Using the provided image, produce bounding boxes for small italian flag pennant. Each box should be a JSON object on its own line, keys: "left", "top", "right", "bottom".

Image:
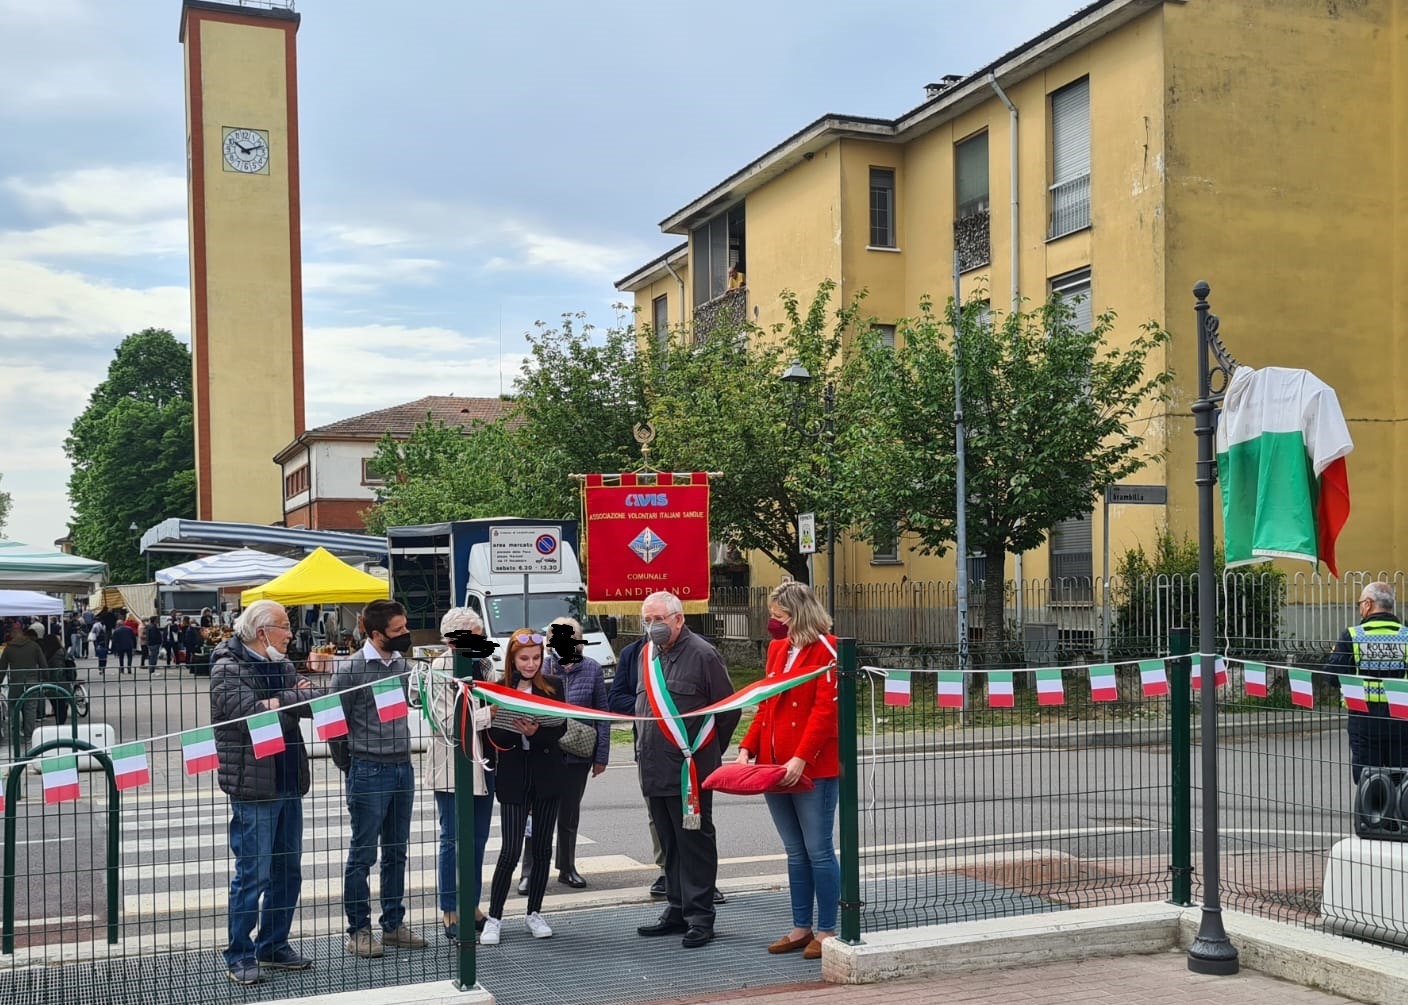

{"left": 1243, "top": 662, "right": 1268, "bottom": 698}
{"left": 884, "top": 671, "right": 912, "bottom": 706}
{"left": 1289, "top": 669, "right": 1314, "bottom": 708}
{"left": 936, "top": 671, "right": 965, "bottom": 709}
{"left": 111, "top": 742, "right": 150, "bottom": 791}
{"left": 1382, "top": 679, "right": 1408, "bottom": 719}
{"left": 42, "top": 755, "right": 81, "bottom": 805}
{"left": 181, "top": 727, "right": 218, "bottom": 775}
{"left": 248, "top": 711, "right": 286, "bottom": 759}
{"left": 1035, "top": 668, "right": 1064, "bottom": 706}
{"left": 1139, "top": 659, "right": 1169, "bottom": 697}
{"left": 1088, "top": 664, "right": 1118, "bottom": 702}
{"left": 311, "top": 694, "right": 349, "bottom": 740}
{"left": 987, "top": 671, "right": 1015, "bottom": 708}
{"left": 1192, "top": 657, "right": 1229, "bottom": 690}
{"left": 1339, "top": 675, "right": 1369, "bottom": 713}
{"left": 373, "top": 678, "right": 409, "bottom": 722}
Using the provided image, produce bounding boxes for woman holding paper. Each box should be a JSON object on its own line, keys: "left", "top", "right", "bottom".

{"left": 480, "top": 629, "right": 567, "bottom": 946}
{"left": 735, "top": 581, "right": 839, "bottom": 961}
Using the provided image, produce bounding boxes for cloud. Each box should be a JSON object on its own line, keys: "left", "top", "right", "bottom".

{"left": 0, "top": 218, "right": 189, "bottom": 260}
{"left": 302, "top": 257, "right": 444, "bottom": 295}
{"left": 5, "top": 165, "right": 187, "bottom": 221}
{"left": 0, "top": 260, "right": 189, "bottom": 341}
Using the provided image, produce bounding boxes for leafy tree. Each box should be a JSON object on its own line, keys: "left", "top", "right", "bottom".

{"left": 838, "top": 293, "right": 1173, "bottom": 650}
{"left": 0, "top": 473, "right": 10, "bottom": 537}
{"left": 650, "top": 282, "right": 861, "bottom": 582}
{"left": 65, "top": 328, "right": 196, "bottom": 582}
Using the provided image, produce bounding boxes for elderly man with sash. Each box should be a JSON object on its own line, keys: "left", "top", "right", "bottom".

{"left": 1325, "top": 580, "right": 1408, "bottom": 782}
{"left": 634, "top": 591, "right": 739, "bottom": 949}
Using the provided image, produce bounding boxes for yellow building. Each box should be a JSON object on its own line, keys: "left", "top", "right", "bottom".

{"left": 618, "top": 0, "right": 1408, "bottom": 594}
{"left": 180, "top": 0, "right": 305, "bottom": 525}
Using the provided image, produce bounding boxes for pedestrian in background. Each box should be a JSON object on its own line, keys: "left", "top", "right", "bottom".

{"left": 0, "top": 622, "right": 46, "bottom": 753}
{"left": 110, "top": 619, "right": 136, "bottom": 674}
{"left": 143, "top": 615, "right": 164, "bottom": 675}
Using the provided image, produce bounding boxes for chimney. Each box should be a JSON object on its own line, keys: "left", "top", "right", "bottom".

{"left": 924, "top": 73, "right": 966, "bottom": 100}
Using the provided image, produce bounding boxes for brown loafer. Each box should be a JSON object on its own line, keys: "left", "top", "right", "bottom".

{"left": 767, "top": 932, "right": 813, "bottom": 954}
{"left": 803, "top": 936, "right": 825, "bottom": 960}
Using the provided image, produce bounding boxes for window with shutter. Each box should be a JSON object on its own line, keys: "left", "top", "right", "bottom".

{"left": 652, "top": 295, "right": 669, "bottom": 348}
{"left": 1050, "top": 514, "right": 1093, "bottom": 601}
{"left": 869, "top": 168, "right": 896, "bottom": 248}
{"left": 692, "top": 205, "right": 746, "bottom": 306}
{"left": 955, "top": 132, "right": 991, "bottom": 271}
{"left": 1048, "top": 78, "right": 1091, "bottom": 238}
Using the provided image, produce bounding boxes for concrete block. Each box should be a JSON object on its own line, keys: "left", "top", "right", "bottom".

{"left": 254, "top": 980, "right": 494, "bottom": 1005}
{"left": 1321, "top": 837, "right": 1408, "bottom": 946}
{"left": 26, "top": 723, "right": 117, "bottom": 771}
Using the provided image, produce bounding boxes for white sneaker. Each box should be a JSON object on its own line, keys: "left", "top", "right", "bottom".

{"left": 524, "top": 912, "right": 553, "bottom": 939}
{"left": 480, "top": 918, "right": 501, "bottom": 946}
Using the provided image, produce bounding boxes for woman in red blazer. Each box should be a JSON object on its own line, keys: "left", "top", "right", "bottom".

{"left": 736, "top": 581, "right": 839, "bottom": 960}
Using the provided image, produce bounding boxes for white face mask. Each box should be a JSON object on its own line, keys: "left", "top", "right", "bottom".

{"left": 260, "top": 630, "right": 284, "bottom": 661}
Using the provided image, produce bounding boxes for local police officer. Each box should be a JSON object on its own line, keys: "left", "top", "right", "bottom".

{"left": 1324, "top": 581, "right": 1408, "bottom": 782}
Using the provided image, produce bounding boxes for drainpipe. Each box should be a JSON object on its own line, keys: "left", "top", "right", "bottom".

{"left": 662, "top": 257, "right": 686, "bottom": 335}
{"left": 987, "top": 70, "right": 1024, "bottom": 626}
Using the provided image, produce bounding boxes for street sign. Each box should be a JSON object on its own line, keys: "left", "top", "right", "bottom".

{"left": 798, "top": 512, "right": 817, "bottom": 555}
{"left": 1104, "top": 484, "right": 1167, "bottom": 506}
{"left": 490, "top": 525, "right": 562, "bottom": 575}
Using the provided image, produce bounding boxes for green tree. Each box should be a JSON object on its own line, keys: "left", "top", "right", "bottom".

{"left": 65, "top": 328, "right": 196, "bottom": 582}
{"left": 0, "top": 473, "right": 10, "bottom": 537}
{"left": 838, "top": 293, "right": 1173, "bottom": 648}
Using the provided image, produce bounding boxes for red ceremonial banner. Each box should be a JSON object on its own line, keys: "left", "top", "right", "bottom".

{"left": 584, "top": 472, "right": 711, "bottom": 613}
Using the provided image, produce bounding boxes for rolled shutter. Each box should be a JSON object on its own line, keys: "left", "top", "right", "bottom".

{"left": 1051, "top": 79, "right": 1090, "bottom": 184}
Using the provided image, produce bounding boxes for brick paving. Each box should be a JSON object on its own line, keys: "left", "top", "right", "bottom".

{"left": 646, "top": 951, "right": 1365, "bottom": 1004}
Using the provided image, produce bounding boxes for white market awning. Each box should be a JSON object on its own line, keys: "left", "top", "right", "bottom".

{"left": 0, "top": 541, "right": 108, "bottom": 592}
{"left": 139, "top": 518, "right": 387, "bottom": 559}
{"left": 156, "top": 548, "right": 298, "bottom": 588}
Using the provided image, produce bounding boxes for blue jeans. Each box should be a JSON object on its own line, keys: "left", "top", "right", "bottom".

{"left": 434, "top": 772, "right": 495, "bottom": 914}
{"left": 225, "top": 794, "right": 304, "bottom": 967}
{"left": 764, "top": 776, "right": 840, "bottom": 932}
{"left": 344, "top": 759, "right": 414, "bottom": 934}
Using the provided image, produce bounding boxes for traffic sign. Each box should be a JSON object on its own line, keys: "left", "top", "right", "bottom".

{"left": 490, "top": 525, "right": 562, "bottom": 574}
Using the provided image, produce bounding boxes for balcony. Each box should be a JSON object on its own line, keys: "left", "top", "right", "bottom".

{"left": 955, "top": 208, "right": 991, "bottom": 273}
{"left": 693, "top": 285, "right": 747, "bottom": 341}
{"left": 1048, "top": 174, "right": 1091, "bottom": 239}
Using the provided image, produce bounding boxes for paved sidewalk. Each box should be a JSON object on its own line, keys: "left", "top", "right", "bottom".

{"left": 646, "top": 951, "right": 1364, "bottom": 1004}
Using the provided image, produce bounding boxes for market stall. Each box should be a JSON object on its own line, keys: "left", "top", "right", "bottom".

{"left": 156, "top": 548, "right": 297, "bottom": 587}
{"left": 0, "top": 542, "right": 106, "bottom": 593}
{"left": 0, "top": 590, "right": 63, "bottom": 618}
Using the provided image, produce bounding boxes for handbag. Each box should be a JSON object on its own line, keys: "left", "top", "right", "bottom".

{"left": 559, "top": 718, "right": 598, "bottom": 759}
{"left": 703, "top": 762, "right": 815, "bottom": 796}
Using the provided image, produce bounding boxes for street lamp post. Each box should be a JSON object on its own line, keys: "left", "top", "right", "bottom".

{"left": 780, "top": 362, "right": 836, "bottom": 616}
{"left": 129, "top": 522, "right": 149, "bottom": 581}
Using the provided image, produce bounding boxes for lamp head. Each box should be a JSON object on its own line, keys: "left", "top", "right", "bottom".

{"left": 780, "top": 361, "right": 813, "bottom": 385}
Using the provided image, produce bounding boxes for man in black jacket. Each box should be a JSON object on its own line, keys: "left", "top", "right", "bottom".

{"left": 210, "top": 599, "right": 322, "bottom": 985}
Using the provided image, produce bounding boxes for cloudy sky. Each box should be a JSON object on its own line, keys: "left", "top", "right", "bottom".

{"left": 0, "top": 0, "right": 1081, "bottom": 552}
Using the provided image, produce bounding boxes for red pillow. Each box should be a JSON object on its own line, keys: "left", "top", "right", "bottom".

{"left": 703, "top": 762, "right": 815, "bottom": 796}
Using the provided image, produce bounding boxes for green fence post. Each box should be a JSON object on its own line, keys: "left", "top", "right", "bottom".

{"left": 837, "top": 636, "right": 863, "bottom": 944}
{"left": 451, "top": 649, "right": 478, "bottom": 990}
{"left": 1168, "top": 627, "right": 1193, "bottom": 906}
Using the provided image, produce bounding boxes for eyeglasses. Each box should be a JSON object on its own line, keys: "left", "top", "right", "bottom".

{"left": 267, "top": 623, "right": 293, "bottom": 633}
{"left": 513, "top": 632, "right": 545, "bottom": 645}
{"left": 641, "top": 614, "right": 680, "bottom": 626}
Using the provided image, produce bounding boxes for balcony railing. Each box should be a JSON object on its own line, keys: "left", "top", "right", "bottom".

{"left": 1048, "top": 173, "right": 1091, "bottom": 240}
{"left": 954, "top": 208, "right": 991, "bottom": 273}
{"left": 692, "top": 286, "right": 747, "bottom": 341}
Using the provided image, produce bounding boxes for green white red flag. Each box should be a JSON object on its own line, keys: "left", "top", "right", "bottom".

{"left": 1139, "top": 660, "right": 1169, "bottom": 697}
{"left": 311, "top": 694, "right": 348, "bottom": 740}
{"left": 111, "top": 742, "right": 150, "bottom": 791}
{"left": 1339, "top": 675, "right": 1369, "bottom": 713}
{"left": 373, "top": 678, "right": 409, "bottom": 722}
{"left": 1089, "top": 664, "right": 1118, "bottom": 702}
{"left": 1035, "top": 668, "right": 1064, "bottom": 706}
{"left": 42, "top": 755, "right": 80, "bottom": 804}
{"left": 1243, "top": 662, "right": 1268, "bottom": 698}
{"left": 1289, "top": 669, "right": 1314, "bottom": 708}
{"left": 936, "top": 671, "right": 964, "bottom": 709}
{"left": 1192, "top": 657, "right": 1228, "bottom": 690}
{"left": 884, "top": 671, "right": 911, "bottom": 706}
{"left": 987, "top": 671, "right": 1014, "bottom": 708}
{"left": 1382, "top": 679, "right": 1408, "bottom": 719}
{"left": 247, "top": 711, "right": 286, "bottom": 759}
{"left": 181, "top": 727, "right": 218, "bottom": 775}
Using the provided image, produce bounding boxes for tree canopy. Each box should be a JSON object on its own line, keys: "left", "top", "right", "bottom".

{"left": 65, "top": 328, "right": 196, "bottom": 582}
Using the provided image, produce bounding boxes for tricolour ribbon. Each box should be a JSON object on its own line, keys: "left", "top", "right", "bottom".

{"left": 643, "top": 640, "right": 715, "bottom": 830}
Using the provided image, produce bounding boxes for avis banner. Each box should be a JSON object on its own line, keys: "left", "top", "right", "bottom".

{"left": 583, "top": 472, "right": 711, "bottom": 614}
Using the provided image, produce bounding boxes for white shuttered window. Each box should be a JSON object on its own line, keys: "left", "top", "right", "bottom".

{"left": 1049, "top": 78, "right": 1091, "bottom": 238}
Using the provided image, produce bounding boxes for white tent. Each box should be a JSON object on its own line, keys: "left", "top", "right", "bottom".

{"left": 156, "top": 548, "right": 297, "bottom": 588}
{"left": 0, "top": 590, "right": 63, "bottom": 617}
{"left": 0, "top": 541, "right": 107, "bottom": 592}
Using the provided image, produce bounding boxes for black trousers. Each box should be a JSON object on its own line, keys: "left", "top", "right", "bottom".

{"left": 489, "top": 796, "right": 559, "bottom": 918}
{"left": 1347, "top": 712, "right": 1408, "bottom": 782}
{"left": 647, "top": 790, "right": 717, "bottom": 931}
{"left": 523, "top": 762, "right": 590, "bottom": 875}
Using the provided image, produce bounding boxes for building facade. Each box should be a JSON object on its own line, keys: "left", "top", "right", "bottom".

{"left": 617, "top": 0, "right": 1408, "bottom": 592}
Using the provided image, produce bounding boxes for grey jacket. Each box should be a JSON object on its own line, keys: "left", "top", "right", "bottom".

{"left": 330, "top": 648, "right": 413, "bottom": 763}
{"left": 634, "top": 626, "right": 739, "bottom": 797}
{"left": 210, "top": 636, "right": 320, "bottom": 800}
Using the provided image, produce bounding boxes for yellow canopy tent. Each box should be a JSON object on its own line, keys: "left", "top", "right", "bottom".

{"left": 239, "top": 547, "right": 389, "bottom": 606}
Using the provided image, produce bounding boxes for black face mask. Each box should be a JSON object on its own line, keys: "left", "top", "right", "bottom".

{"left": 383, "top": 632, "right": 414, "bottom": 654}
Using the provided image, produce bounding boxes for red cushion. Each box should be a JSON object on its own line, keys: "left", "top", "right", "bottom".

{"left": 702, "top": 762, "right": 815, "bottom": 796}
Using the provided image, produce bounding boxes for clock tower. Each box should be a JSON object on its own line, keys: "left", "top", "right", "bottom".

{"left": 179, "top": 0, "right": 305, "bottom": 524}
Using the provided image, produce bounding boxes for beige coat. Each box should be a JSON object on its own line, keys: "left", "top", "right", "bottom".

{"left": 424, "top": 653, "right": 497, "bottom": 795}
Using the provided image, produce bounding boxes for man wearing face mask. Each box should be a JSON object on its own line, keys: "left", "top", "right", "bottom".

{"left": 210, "top": 600, "right": 325, "bottom": 986}
{"left": 634, "top": 591, "right": 739, "bottom": 949}
{"left": 332, "top": 598, "right": 429, "bottom": 958}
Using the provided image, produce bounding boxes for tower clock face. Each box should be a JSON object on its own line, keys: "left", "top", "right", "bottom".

{"left": 222, "top": 127, "right": 270, "bottom": 174}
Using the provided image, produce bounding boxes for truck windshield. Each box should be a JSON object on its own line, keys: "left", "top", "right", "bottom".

{"left": 484, "top": 592, "right": 602, "bottom": 635}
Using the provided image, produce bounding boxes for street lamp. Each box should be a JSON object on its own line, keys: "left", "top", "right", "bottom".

{"left": 780, "top": 361, "right": 836, "bottom": 616}
{"left": 130, "top": 521, "right": 149, "bottom": 581}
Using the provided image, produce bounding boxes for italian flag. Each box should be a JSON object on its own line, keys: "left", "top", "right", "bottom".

{"left": 1088, "top": 664, "right": 1118, "bottom": 702}
{"left": 1192, "top": 657, "right": 1228, "bottom": 690}
{"left": 1243, "top": 662, "right": 1268, "bottom": 698}
{"left": 1139, "top": 660, "right": 1169, "bottom": 697}
{"left": 181, "top": 727, "right": 218, "bottom": 775}
{"left": 1339, "top": 675, "right": 1369, "bottom": 713}
{"left": 42, "top": 755, "right": 80, "bottom": 805}
{"left": 1381, "top": 679, "right": 1408, "bottom": 719}
{"left": 936, "top": 671, "right": 964, "bottom": 709}
{"left": 373, "top": 678, "right": 409, "bottom": 722}
{"left": 1216, "top": 366, "right": 1353, "bottom": 578}
{"left": 111, "top": 742, "right": 150, "bottom": 791}
{"left": 1035, "top": 668, "right": 1064, "bottom": 706}
{"left": 311, "top": 695, "right": 349, "bottom": 740}
{"left": 884, "top": 671, "right": 912, "bottom": 706}
{"left": 248, "top": 711, "right": 286, "bottom": 759}
{"left": 1289, "top": 669, "right": 1315, "bottom": 708}
{"left": 987, "top": 671, "right": 1014, "bottom": 708}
